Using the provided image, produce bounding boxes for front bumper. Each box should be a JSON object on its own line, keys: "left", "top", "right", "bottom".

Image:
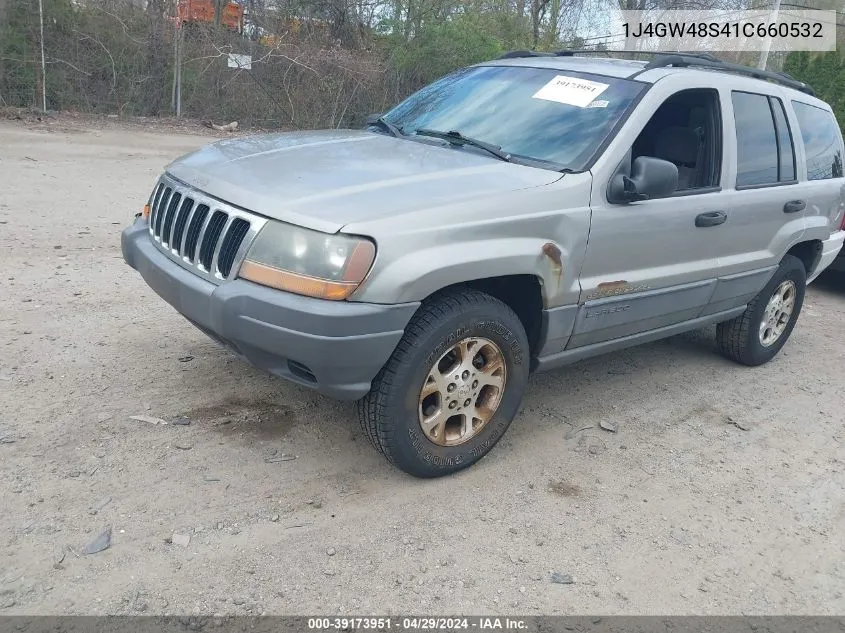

{"left": 121, "top": 220, "right": 419, "bottom": 400}
{"left": 809, "top": 229, "right": 845, "bottom": 281}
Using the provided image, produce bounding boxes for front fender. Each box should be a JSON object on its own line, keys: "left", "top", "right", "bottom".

{"left": 353, "top": 238, "right": 573, "bottom": 305}
{"left": 344, "top": 172, "right": 593, "bottom": 307}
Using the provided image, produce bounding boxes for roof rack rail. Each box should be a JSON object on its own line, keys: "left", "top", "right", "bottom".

{"left": 638, "top": 54, "right": 815, "bottom": 95}
{"left": 495, "top": 49, "right": 815, "bottom": 96}
{"left": 496, "top": 50, "right": 554, "bottom": 59}
{"left": 497, "top": 49, "right": 720, "bottom": 62}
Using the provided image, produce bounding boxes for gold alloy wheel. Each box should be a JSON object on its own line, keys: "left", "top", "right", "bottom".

{"left": 418, "top": 337, "right": 507, "bottom": 447}
{"left": 759, "top": 280, "right": 796, "bottom": 347}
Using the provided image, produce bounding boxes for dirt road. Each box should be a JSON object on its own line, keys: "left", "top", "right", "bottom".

{"left": 1, "top": 120, "right": 844, "bottom": 616}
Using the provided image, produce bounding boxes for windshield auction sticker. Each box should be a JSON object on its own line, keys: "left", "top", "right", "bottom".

{"left": 531, "top": 75, "right": 610, "bottom": 108}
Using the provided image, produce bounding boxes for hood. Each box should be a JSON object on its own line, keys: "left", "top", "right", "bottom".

{"left": 166, "top": 130, "right": 563, "bottom": 234}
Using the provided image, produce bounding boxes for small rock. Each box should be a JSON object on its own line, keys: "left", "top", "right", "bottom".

{"left": 88, "top": 497, "right": 112, "bottom": 515}
{"left": 728, "top": 419, "right": 751, "bottom": 431}
{"left": 519, "top": 586, "right": 526, "bottom": 593}
{"left": 130, "top": 415, "right": 167, "bottom": 426}
{"left": 82, "top": 527, "right": 112, "bottom": 555}
{"left": 170, "top": 416, "right": 191, "bottom": 426}
{"left": 174, "top": 444, "right": 192, "bottom": 451}
{"left": 323, "top": 570, "right": 335, "bottom": 576}
{"left": 203, "top": 475, "right": 220, "bottom": 482}
{"left": 1, "top": 597, "right": 16, "bottom": 609}
{"left": 232, "top": 598, "right": 245, "bottom": 606}
{"left": 417, "top": 543, "right": 425, "bottom": 551}
{"left": 599, "top": 420, "right": 618, "bottom": 433}
{"left": 508, "top": 527, "right": 518, "bottom": 534}
{"left": 178, "top": 356, "right": 194, "bottom": 362}
{"left": 264, "top": 454, "right": 297, "bottom": 463}
{"left": 143, "top": 402, "right": 152, "bottom": 411}
{"left": 326, "top": 547, "right": 336, "bottom": 556}
{"left": 698, "top": 584, "right": 708, "bottom": 593}
{"left": 587, "top": 440, "right": 605, "bottom": 455}
{"left": 536, "top": 539, "right": 544, "bottom": 547}
{"left": 551, "top": 572, "right": 574, "bottom": 585}
{"left": 171, "top": 533, "right": 190, "bottom": 548}
{"left": 270, "top": 514, "right": 279, "bottom": 522}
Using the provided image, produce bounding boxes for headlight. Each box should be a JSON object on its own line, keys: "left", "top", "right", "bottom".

{"left": 238, "top": 221, "right": 376, "bottom": 300}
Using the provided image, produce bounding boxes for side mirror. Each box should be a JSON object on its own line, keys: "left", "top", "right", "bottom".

{"left": 364, "top": 113, "right": 383, "bottom": 126}
{"left": 607, "top": 156, "right": 678, "bottom": 204}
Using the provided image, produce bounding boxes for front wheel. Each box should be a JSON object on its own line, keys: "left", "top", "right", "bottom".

{"left": 357, "top": 289, "right": 530, "bottom": 478}
{"left": 716, "top": 254, "right": 806, "bottom": 366}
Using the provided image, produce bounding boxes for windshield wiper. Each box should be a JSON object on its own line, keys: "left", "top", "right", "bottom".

{"left": 366, "top": 115, "right": 404, "bottom": 138}
{"left": 414, "top": 128, "right": 511, "bottom": 162}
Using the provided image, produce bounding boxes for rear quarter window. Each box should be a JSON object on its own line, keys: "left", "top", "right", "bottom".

{"left": 791, "top": 101, "right": 844, "bottom": 180}
{"left": 732, "top": 91, "right": 796, "bottom": 187}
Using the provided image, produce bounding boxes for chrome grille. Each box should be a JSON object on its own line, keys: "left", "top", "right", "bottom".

{"left": 146, "top": 175, "right": 268, "bottom": 283}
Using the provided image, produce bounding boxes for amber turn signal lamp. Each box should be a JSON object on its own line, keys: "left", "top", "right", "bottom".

{"left": 239, "top": 261, "right": 362, "bottom": 300}
{"left": 142, "top": 204, "right": 151, "bottom": 219}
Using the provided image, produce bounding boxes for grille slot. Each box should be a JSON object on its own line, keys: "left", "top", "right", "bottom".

{"left": 153, "top": 186, "right": 171, "bottom": 236}
{"left": 199, "top": 211, "right": 228, "bottom": 270}
{"left": 161, "top": 192, "right": 182, "bottom": 246}
{"left": 151, "top": 183, "right": 165, "bottom": 215}
{"left": 170, "top": 197, "right": 194, "bottom": 254}
{"left": 217, "top": 218, "right": 251, "bottom": 277}
{"left": 144, "top": 177, "right": 265, "bottom": 282}
{"left": 184, "top": 204, "right": 210, "bottom": 261}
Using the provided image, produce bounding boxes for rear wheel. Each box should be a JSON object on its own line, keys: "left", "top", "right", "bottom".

{"left": 716, "top": 255, "right": 806, "bottom": 366}
{"left": 357, "top": 289, "right": 529, "bottom": 478}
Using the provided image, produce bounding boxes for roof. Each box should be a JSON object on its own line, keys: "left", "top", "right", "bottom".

{"left": 478, "top": 51, "right": 816, "bottom": 97}
{"left": 478, "top": 55, "right": 648, "bottom": 79}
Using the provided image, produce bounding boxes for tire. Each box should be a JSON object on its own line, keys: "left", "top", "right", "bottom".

{"left": 357, "top": 288, "right": 530, "bottom": 478}
{"left": 716, "top": 254, "right": 806, "bottom": 366}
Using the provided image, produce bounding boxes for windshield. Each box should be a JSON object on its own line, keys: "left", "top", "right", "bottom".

{"left": 382, "top": 65, "right": 645, "bottom": 171}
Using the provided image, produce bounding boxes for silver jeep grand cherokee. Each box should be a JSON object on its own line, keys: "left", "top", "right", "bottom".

{"left": 122, "top": 52, "right": 845, "bottom": 478}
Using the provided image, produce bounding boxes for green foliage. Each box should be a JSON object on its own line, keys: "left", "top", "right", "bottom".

{"left": 387, "top": 14, "right": 505, "bottom": 90}
{"left": 784, "top": 50, "right": 845, "bottom": 135}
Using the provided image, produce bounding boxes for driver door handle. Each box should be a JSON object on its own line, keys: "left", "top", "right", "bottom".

{"left": 695, "top": 211, "right": 727, "bottom": 227}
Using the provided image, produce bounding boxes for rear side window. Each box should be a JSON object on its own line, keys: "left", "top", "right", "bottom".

{"left": 732, "top": 91, "right": 796, "bottom": 187}
{"left": 791, "top": 101, "right": 844, "bottom": 180}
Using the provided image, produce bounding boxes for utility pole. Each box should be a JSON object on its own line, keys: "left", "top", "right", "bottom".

{"left": 758, "top": 0, "right": 782, "bottom": 70}
{"left": 176, "top": 27, "right": 182, "bottom": 118}
{"left": 171, "top": 20, "right": 182, "bottom": 117}
{"left": 38, "top": 0, "right": 46, "bottom": 112}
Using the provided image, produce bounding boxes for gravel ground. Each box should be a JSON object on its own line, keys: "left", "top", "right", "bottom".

{"left": 1, "top": 119, "right": 844, "bottom": 617}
